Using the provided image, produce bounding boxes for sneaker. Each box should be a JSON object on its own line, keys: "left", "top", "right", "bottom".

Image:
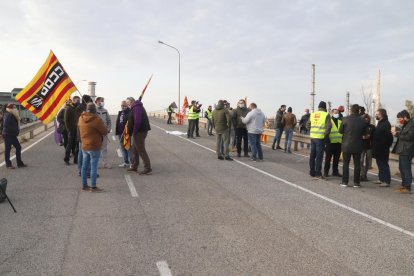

{"left": 340, "top": 183, "right": 348, "bottom": 187}
{"left": 127, "top": 168, "right": 138, "bottom": 172}
{"left": 139, "top": 169, "right": 152, "bottom": 175}
{"left": 225, "top": 156, "right": 233, "bottom": 161}
{"left": 118, "top": 163, "right": 128, "bottom": 168}
{"left": 250, "top": 158, "right": 257, "bottom": 162}
{"left": 397, "top": 188, "right": 411, "bottom": 194}
{"left": 379, "top": 182, "right": 390, "bottom": 187}
{"left": 89, "top": 187, "right": 104, "bottom": 193}
{"left": 353, "top": 184, "right": 361, "bottom": 188}
{"left": 81, "top": 186, "right": 91, "bottom": 191}
{"left": 372, "top": 180, "right": 382, "bottom": 184}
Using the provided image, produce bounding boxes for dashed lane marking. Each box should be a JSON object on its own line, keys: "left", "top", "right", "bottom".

{"left": 124, "top": 174, "right": 138, "bottom": 197}
{"left": 152, "top": 123, "right": 414, "bottom": 239}
{"left": 156, "top": 261, "right": 173, "bottom": 276}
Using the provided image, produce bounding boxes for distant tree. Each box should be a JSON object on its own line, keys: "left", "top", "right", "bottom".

{"left": 405, "top": 100, "right": 414, "bottom": 117}
{"left": 360, "top": 85, "right": 374, "bottom": 115}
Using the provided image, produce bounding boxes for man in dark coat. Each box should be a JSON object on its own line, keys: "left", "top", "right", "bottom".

{"left": 271, "top": 105, "right": 286, "bottom": 150}
{"left": 116, "top": 100, "right": 131, "bottom": 167}
{"left": 392, "top": 110, "right": 414, "bottom": 194}
{"left": 63, "top": 96, "right": 81, "bottom": 165}
{"left": 339, "top": 104, "right": 367, "bottom": 187}
{"left": 372, "top": 109, "right": 393, "bottom": 187}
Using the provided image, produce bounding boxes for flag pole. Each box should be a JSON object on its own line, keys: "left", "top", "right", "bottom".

{"left": 0, "top": 180, "right": 16, "bottom": 213}
{"left": 138, "top": 74, "right": 153, "bottom": 101}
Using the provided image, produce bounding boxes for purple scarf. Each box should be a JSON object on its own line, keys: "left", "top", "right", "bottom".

{"left": 131, "top": 100, "right": 143, "bottom": 135}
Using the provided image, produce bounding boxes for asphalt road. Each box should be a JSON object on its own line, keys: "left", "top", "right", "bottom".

{"left": 1, "top": 117, "right": 414, "bottom": 275}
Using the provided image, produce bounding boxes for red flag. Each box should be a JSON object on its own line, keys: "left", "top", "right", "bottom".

{"left": 182, "top": 96, "right": 188, "bottom": 113}
{"left": 138, "top": 74, "right": 153, "bottom": 101}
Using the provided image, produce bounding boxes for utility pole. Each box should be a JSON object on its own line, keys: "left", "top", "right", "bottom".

{"left": 327, "top": 101, "right": 332, "bottom": 113}
{"left": 374, "top": 69, "right": 381, "bottom": 112}
{"left": 311, "top": 64, "right": 316, "bottom": 112}
{"left": 346, "top": 91, "right": 350, "bottom": 115}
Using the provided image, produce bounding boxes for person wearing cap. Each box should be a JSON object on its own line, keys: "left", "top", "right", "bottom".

{"left": 339, "top": 104, "right": 367, "bottom": 188}
{"left": 2, "top": 103, "right": 26, "bottom": 169}
{"left": 306, "top": 101, "right": 331, "bottom": 179}
{"left": 337, "top": 106, "right": 345, "bottom": 120}
{"left": 78, "top": 103, "right": 108, "bottom": 192}
{"left": 95, "top": 96, "right": 112, "bottom": 169}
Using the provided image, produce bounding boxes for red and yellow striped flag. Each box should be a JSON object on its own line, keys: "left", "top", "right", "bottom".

{"left": 16, "top": 51, "right": 77, "bottom": 124}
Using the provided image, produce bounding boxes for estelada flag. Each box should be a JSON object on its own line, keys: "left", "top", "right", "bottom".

{"left": 182, "top": 96, "right": 188, "bottom": 113}
{"left": 15, "top": 51, "right": 77, "bottom": 124}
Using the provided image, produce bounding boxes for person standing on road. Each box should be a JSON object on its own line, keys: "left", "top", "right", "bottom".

{"left": 78, "top": 103, "right": 108, "bottom": 192}
{"left": 233, "top": 99, "right": 249, "bottom": 157}
{"left": 242, "top": 103, "right": 266, "bottom": 162}
{"left": 63, "top": 96, "right": 81, "bottom": 165}
{"left": 271, "top": 105, "right": 286, "bottom": 150}
{"left": 116, "top": 100, "right": 131, "bottom": 167}
{"left": 392, "top": 110, "right": 414, "bottom": 194}
{"left": 167, "top": 103, "right": 174, "bottom": 125}
{"left": 324, "top": 108, "right": 342, "bottom": 177}
{"left": 205, "top": 105, "right": 214, "bottom": 136}
{"left": 2, "top": 103, "right": 26, "bottom": 169}
{"left": 127, "top": 99, "right": 152, "bottom": 175}
{"left": 187, "top": 101, "right": 197, "bottom": 139}
{"left": 57, "top": 99, "right": 71, "bottom": 149}
{"left": 95, "top": 97, "right": 112, "bottom": 169}
{"left": 372, "top": 109, "right": 393, "bottom": 187}
{"left": 360, "top": 114, "right": 375, "bottom": 182}
{"left": 299, "top": 108, "right": 310, "bottom": 149}
{"left": 212, "top": 100, "right": 233, "bottom": 161}
{"left": 339, "top": 104, "right": 367, "bottom": 188}
{"left": 282, "top": 107, "right": 297, "bottom": 153}
{"left": 76, "top": 95, "right": 94, "bottom": 176}
{"left": 307, "top": 101, "right": 331, "bottom": 179}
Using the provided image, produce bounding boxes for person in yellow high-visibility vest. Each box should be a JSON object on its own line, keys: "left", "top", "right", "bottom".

{"left": 306, "top": 101, "right": 332, "bottom": 179}
{"left": 204, "top": 105, "right": 214, "bottom": 136}
{"left": 324, "top": 108, "right": 342, "bottom": 177}
{"left": 187, "top": 101, "right": 198, "bottom": 138}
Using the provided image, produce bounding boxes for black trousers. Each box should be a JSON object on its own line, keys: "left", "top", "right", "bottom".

{"left": 342, "top": 152, "right": 362, "bottom": 184}
{"left": 4, "top": 135, "right": 23, "bottom": 167}
{"left": 187, "top": 119, "right": 196, "bottom": 138}
{"left": 167, "top": 112, "right": 172, "bottom": 124}
{"left": 324, "top": 143, "right": 341, "bottom": 174}
{"left": 64, "top": 132, "right": 79, "bottom": 163}
{"left": 195, "top": 118, "right": 200, "bottom": 136}
{"left": 62, "top": 129, "right": 68, "bottom": 149}
{"left": 236, "top": 128, "right": 248, "bottom": 155}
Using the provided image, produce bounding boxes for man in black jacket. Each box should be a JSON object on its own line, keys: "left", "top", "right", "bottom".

{"left": 63, "top": 96, "right": 80, "bottom": 165}
{"left": 272, "top": 105, "right": 286, "bottom": 150}
{"left": 339, "top": 104, "right": 367, "bottom": 187}
{"left": 372, "top": 109, "right": 393, "bottom": 187}
{"left": 116, "top": 100, "right": 131, "bottom": 167}
{"left": 392, "top": 110, "right": 414, "bottom": 194}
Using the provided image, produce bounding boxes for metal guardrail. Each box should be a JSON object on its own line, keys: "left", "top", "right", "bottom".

{"left": 0, "top": 121, "right": 53, "bottom": 144}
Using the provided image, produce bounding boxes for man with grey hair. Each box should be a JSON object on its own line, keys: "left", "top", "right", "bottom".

{"left": 95, "top": 96, "right": 112, "bottom": 169}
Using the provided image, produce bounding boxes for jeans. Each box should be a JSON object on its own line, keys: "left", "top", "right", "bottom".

{"left": 187, "top": 119, "right": 196, "bottom": 138}
{"left": 309, "top": 139, "right": 325, "bottom": 176}
{"left": 248, "top": 133, "right": 263, "bottom": 160}
{"left": 207, "top": 118, "right": 213, "bottom": 135}
{"left": 300, "top": 129, "right": 310, "bottom": 148}
{"left": 342, "top": 152, "right": 362, "bottom": 184}
{"left": 81, "top": 150, "right": 101, "bottom": 188}
{"left": 236, "top": 128, "right": 249, "bottom": 155}
{"left": 324, "top": 143, "right": 341, "bottom": 175}
{"left": 119, "top": 136, "right": 131, "bottom": 164}
{"left": 399, "top": 154, "right": 413, "bottom": 190}
{"left": 78, "top": 143, "right": 91, "bottom": 175}
{"left": 284, "top": 129, "right": 293, "bottom": 152}
{"left": 360, "top": 149, "right": 372, "bottom": 178}
{"left": 216, "top": 130, "right": 230, "bottom": 157}
{"left": 272, "top": 127, "right": 283, "bottom": 148}
{"left": 376, "top": 156, "right": 391, "bottom": 184}
{"left": 4, "top": 135, "right": 23, "bottom": 167}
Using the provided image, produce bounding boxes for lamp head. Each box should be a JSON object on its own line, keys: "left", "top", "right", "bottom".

{"left": 158, "top": 41, "right": 164, "bottom": 44}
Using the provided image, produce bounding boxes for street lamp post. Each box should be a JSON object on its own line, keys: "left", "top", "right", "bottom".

{"left": 158, "top": 41, "right": 180, "bottom": 112}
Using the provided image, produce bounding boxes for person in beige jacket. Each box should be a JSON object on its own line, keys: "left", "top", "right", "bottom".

{"left": 282, "top": 107, "right": 297, "bottom": 153}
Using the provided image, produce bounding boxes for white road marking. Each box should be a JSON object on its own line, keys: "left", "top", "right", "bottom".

{"left": 152, "top": 123, "right": 414, "bottom": 239}
{"left": 124, "top": 174, "right": 138, "bottom": 197}
{"left": 156, "top": 261, "right": 173, "bottom": 276}
{"left": 112, "top": 135, "right": 117, "bottom": 141}
{"left": 117, "top": 148, "right": 123, "bottom": 158}
{"left": 0, "top": 130, "right": 54, "bottom": 168}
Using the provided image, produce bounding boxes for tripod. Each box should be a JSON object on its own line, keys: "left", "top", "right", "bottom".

{"left": 0, "top": 179, "right": 17, "bottom": 213}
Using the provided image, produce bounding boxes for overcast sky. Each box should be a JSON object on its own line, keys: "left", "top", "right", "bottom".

{"left": 1, "top": 0, "right": 413, "bottom": 120}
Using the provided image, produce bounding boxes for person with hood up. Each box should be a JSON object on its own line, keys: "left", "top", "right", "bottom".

{"left": 95, "top": 97, "right": 112, "bottom": 169}
{"left": 127, "top": 99, "right": 152, "bottom": 175}
{"left": 78, "top": 103, "right": 108, "bottom": 192}
{"left": 2, "top": 103, "right": 26, "bottom": 169}
{"left": 232, "top": 99, "right": 249, "bottom": 157}
{"left": 212, "top": 100, "right": 233, "bottom": 161}
{"left": 242, "top": 103, "right": 265, "bottom": 161}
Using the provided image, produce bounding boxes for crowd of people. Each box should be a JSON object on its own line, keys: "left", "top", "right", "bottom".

{"left": 55, "top": 94, "right": 152, "bottom": 192}
{"left": 173, "top": 99, "right": 413, "bottom": 194}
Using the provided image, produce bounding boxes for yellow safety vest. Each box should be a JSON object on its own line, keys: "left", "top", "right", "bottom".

{"left": 329, "top": 119, "right": 342, "bottom": 143}
{"left": 188, "top": 106, "right": 198, "bottom": 120}
{"left": 310, "top": 111, "right": 328, "bottom": 139}
{"left": 206, "top": 109, "right": 212, "bottom": 119}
